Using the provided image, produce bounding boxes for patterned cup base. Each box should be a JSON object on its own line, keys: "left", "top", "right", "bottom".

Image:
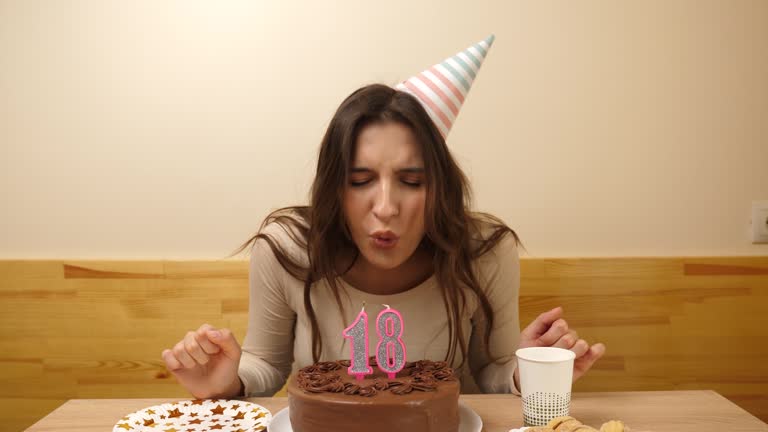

{"left": 522, "top": 391, "right": 571, "bottom": 426}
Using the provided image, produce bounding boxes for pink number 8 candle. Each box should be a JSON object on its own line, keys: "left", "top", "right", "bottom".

{"left": 376, "top": 304, "right": 406, "bottom": 379}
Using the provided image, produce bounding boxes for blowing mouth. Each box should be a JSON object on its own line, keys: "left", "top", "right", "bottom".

{"left": 371, "top": 230, "right": 399, "bottom": 240}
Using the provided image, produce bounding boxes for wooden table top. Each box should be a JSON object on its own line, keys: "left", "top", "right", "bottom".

{"left": 24, "top": 390, "right": 767, "bottom": 432}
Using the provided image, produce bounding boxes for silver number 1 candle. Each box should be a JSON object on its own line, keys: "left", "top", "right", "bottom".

{"left": 342, "top": 305, "right": 373, "bottom": 380}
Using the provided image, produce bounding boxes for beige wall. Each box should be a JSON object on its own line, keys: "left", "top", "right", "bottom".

{"left": 1, "top": 0, "right": 766, "bottom": 259}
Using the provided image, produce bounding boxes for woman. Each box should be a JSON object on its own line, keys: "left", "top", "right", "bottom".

{"left": 161, "top": 83, "right": 605, "bottom": 399}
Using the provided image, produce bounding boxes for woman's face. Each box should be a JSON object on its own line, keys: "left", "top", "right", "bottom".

{"left": 343, "top": 122, "right": 427, "bottom": 271}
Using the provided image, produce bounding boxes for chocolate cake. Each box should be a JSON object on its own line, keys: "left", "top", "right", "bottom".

{"left": 287, "top": 358, "right": 460, "bottom": 432}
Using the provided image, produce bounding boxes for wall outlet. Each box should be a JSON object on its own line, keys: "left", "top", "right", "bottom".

{"left": 752, "top": 201, "right": 768, "bottom": 244}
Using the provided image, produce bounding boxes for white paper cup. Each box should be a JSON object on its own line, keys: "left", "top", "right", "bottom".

{"left": 515, "top": 347, "right": 575, "bottom": 427}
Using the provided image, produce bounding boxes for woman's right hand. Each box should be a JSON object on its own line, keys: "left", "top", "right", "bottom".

{"left": 161, "top": 324, "right": 244, "bottom": 399}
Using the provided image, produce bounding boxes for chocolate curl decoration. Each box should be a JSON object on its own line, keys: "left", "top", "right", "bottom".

{"left": 343, "top": 383, "right": 361, "bottom": 395}
{"left": 433, "top": 368, "right": 456, "bottom": 381}
{"left": 296, "top": 360, "right": 457, "bottom": 396}
{"left": 357, "top": 386, "right": 378, "bottom": 397}
{"left": 391, "top": 383, "right": 414, "bottom": 395}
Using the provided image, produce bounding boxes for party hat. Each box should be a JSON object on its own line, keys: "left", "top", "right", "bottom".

{"left": 396, "top": 35, "right": 495, "bottom": 138}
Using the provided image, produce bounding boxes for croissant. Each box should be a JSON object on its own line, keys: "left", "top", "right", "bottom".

{"left": 547, "top": 416, "right": 577, "bottom": 429}
{"left": 533, "top": 416, "right": 629, "bottom": 432}
{"left": 571, "top": 426, "right": 600, "bottom": 432}
{"left": 560, "top": 420, "right": 587, "bottom": 432}
{"left": 600, "top": 420, "right": 629, "bottom": 432}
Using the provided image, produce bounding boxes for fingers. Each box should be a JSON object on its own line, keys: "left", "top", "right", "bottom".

{"left": 552, "top": 328, "right": 595, "bottom": 367}
{"left": 552, "top": 330, "right": 589, "bottom": 359}
{"left": 521, "top": 307, "right": 564, "bottom": 340}
{"left": 170, "top": 339, "right": 197, "bottom": 369}
{"left": 195, "top": 324, "right": 221, "bottom": 355}
{"left": 183, "top": 331, "right": 211, "bottom": 365}
{"left": 570, "top": 339, "right": 589, "bottom": 358}
{"left": 582, "top": 342, "right": 606, "bottom": 363}
{"left": 161, "top": 348, "right": 182, "bottom": 370}
{"left": 573, "top": 343, "right": 607, "bottom": 381}
{"left": 205, "top": 328, "right": 242, "bottom": 359}
{"left": 518, "top": 307, "right": 606, "bottom": 383}
{"left": 552, "top": 329, "right": 578, "bottom": 349}
{"left": 536, "top": 318, "right": 569, "bottom": 346}
{"left": 520, "top": 308, "right": 601, "bottom": 379}
{"left": 161, "top": 324, "right": 229, "bottom": 372}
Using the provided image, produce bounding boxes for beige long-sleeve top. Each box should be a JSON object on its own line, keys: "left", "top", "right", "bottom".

{"left": 238, "top": 219, "right": 521, "bottom": 396}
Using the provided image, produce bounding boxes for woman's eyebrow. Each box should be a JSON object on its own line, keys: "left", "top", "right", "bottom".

{"left": 349, "top": 167, "right": 424, "bottom": 173}
{"left": 397, "top": 167, "right": 425, "bottom": 174}
{"left": 350, "top": 167, "right": 372, "bottom": 173}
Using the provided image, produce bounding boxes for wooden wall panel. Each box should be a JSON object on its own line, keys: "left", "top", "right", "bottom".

{"left": 0, "top": 257, "right": 766, "bottom": 432}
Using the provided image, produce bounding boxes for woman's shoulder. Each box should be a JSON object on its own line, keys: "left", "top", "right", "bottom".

{"left": 463, "top": 215, "right": 521, "bottom": 300}
{"left": 259, "top": 208, "right": 309, "bottom": 239}
{"left": 468, "top": 213, "right": 520, "bottom": 272}
{"left": 469, "top": 213, "right": 519, "bottom": 250}
{"left": 251, "top": 208, "right": 310, "bottom": 267}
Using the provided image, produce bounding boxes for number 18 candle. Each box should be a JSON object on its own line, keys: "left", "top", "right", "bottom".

{"left": 342, "top": 304, "right": 407, "bottom": 380}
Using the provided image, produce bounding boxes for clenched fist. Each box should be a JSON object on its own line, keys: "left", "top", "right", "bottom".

{"left": 161, "top": 324, "right": 244, "bottom": 399}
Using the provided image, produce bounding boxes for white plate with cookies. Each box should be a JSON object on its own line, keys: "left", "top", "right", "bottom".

{"left": 508, "top": 415, "right": 628, "bottom": 432}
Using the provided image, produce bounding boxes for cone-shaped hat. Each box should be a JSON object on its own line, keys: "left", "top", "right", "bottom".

{"left": 395, "top": 35, "right": 495, "bottom": 138}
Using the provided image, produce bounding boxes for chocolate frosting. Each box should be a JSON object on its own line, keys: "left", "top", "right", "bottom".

{"left": 295, "top": 358, "right": 455, "bottom": 396}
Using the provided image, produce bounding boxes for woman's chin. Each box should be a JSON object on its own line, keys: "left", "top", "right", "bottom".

{"left": 360, "top": 250, "right": 407, "bottom": 271}
{"left": 367, "top": 258, "right": 404, "bottom": 271}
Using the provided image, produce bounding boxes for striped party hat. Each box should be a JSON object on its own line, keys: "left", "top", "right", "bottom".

{"left": 396, "top": 35, "right": 495, "bottom": 138}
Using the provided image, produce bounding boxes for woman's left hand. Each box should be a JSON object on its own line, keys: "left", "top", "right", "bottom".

{"left": 514, "top": 306, "right": 606, "bottom": 388}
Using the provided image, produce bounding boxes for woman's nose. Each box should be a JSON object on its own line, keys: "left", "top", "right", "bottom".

{"left": 372, "top": 182, "right": 399, "bottom": 220}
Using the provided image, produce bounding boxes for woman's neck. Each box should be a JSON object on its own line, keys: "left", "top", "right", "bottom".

{"left": 340, "top": 246, "right": 434, "bottom": 295}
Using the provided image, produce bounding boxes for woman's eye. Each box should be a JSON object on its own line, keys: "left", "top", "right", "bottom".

{"left": 402, "top": 180, "right": 423, "bottom": 187}
{"left": 349, "top": 179, "right": 371, "bottom": 187}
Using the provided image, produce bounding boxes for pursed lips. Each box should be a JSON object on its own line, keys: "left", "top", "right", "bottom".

{"left": 371, "top": 230, "right": 399, "bottom": 240}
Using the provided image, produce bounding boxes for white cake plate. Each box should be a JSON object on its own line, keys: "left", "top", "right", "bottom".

{"left": 268, "top": 400, "right": 482, "bottom": 432}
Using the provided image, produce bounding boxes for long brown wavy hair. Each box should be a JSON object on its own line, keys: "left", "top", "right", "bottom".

{"left": 235, "top": 83, "right": 519, "bottom": 366}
